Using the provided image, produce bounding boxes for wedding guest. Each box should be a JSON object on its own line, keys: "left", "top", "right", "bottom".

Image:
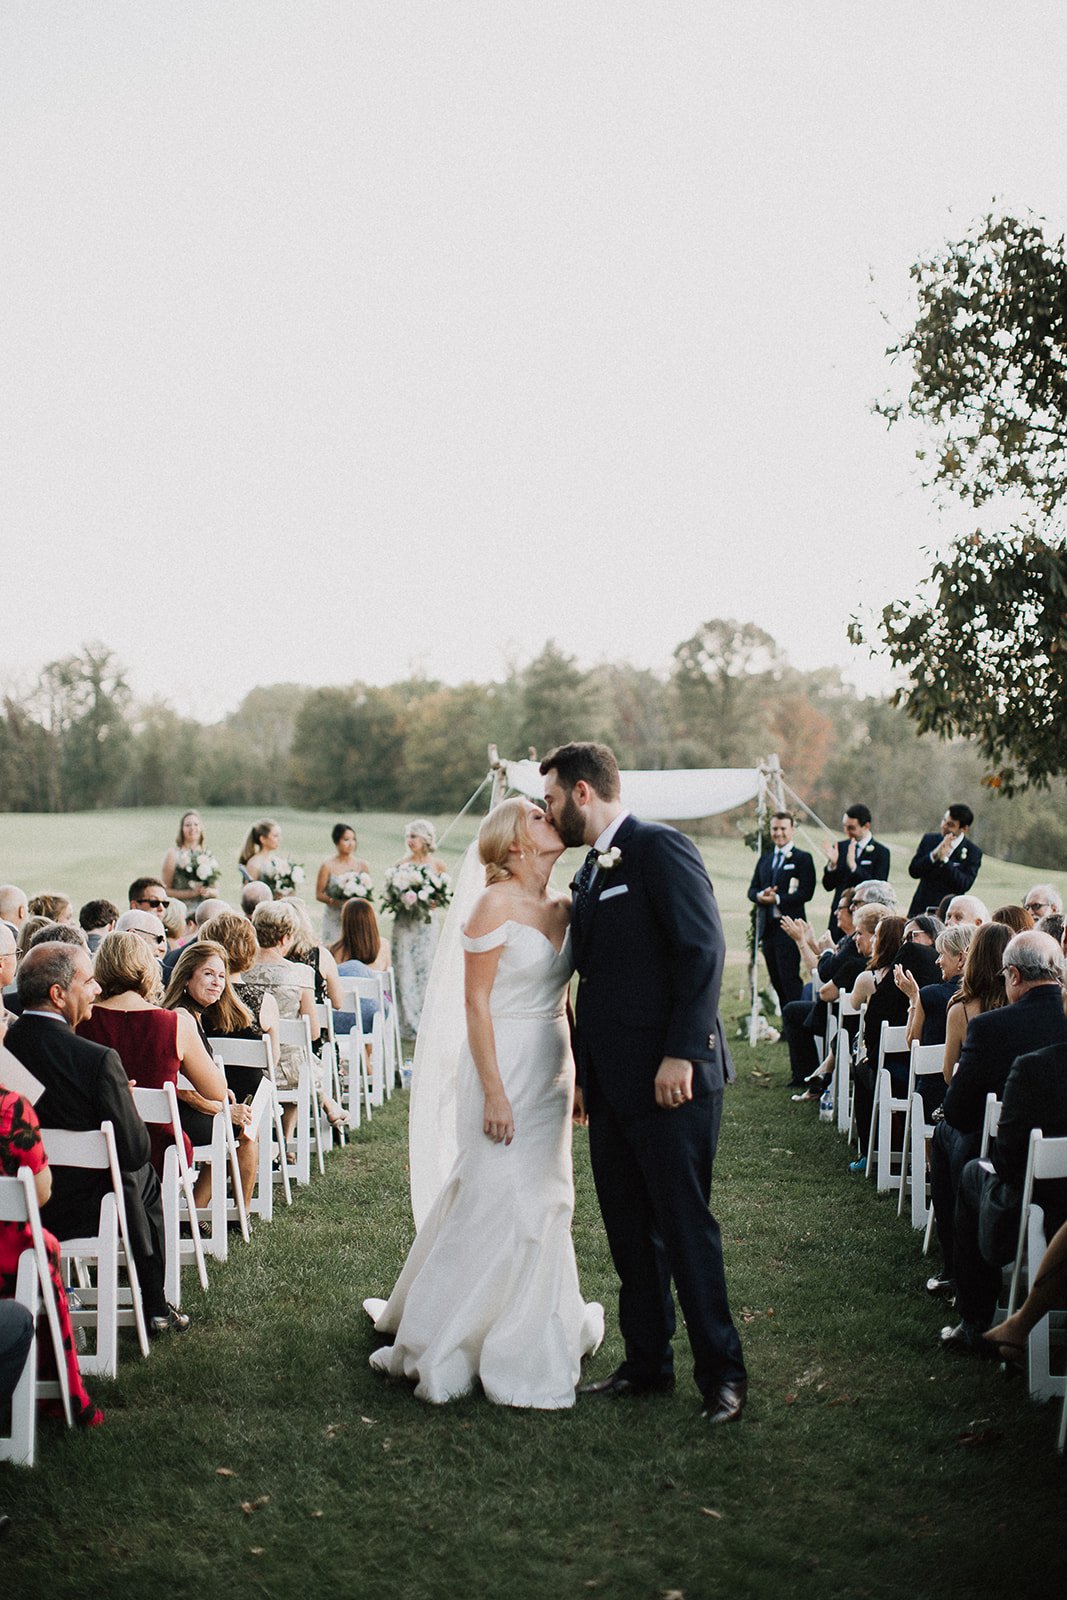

{"left": 849, "top": 918, "right": 939, "bottom": 1170}
{"left": 0, "top": 887, "right": 28, "bottom": 930}
{"left": 0, "top": 1073, "right": 103, "bottom": 1428}
{"left": 821, "top": 805, "right": 891, "bottom": 938}
{"left": 315, "top": 824, "right": 372, "bottom": 945}
{"left": 982, "top": 1217, "right": 1067, "bottom": 1366}
{"left": 78, "top": 899, "right": 119, "bottom": 953}
{"left": 6, "top": 924, "right": 89, "bottom": 1022}
{"left": 198, "top": 912, "right": 281, "bottom": 1084}
{"left": 4, "top": 943, "right": 187, "bottom": 1336}
{"left": 127, "top": 878, "right": 170, "bottom": 916}
{"left": 391, "top": 820, "right": 447, "bottom": 1038}
{"left": 0, "top": 925, "right": 17, "bottom": 1010}
{"left": 161, "top": 811, "right": 216, "bottom": 910}
{"left": 789, "top": 901, "right": 887, "bottom": 1100}
{"left": 160, "top": 897, "right": 188, "bottom": 949}
{"left": 330, "top": 898, "right": 392, "bottom": 974}
{"left": 940, "top": 922, "right": 1012, "bottom": 1084}
{"left": 1038, "top": 912, "right": 1066, "bottom": 945}
{"left": 27, "top": 894, "right": 74, "bottom": 926}
{"left": 906, "top": 805, "right": 982, "bottom": 917}
{"left": 945, "top": 895, "right": 989, "bottom": 926}
{"left": 1023, "top": 884, "right": 1063, "bottom": 919}
{"left": 161, "top": 942, "right": 258, "bottom": 1207}
{"left": 16, "top": 917, "right": 51, "bottom": 957}
{"left": 241, "top": 881, "right": 273, "bottom": 917}
{"left": 115, "top": 910, "right": 167, "bottom": 958}
{"left": 898, "top": 922, "right": 975, "bottom": 1052}
{"left": 991, "top": 904, "right": 1034, "bottom": 933}
{"left": 238, "top": 819, "right": 281, "bottom": 885}
{"left": 78, "top": 932, "right": 229, "bottom": 1206}
{"left": 161, "top": 898, "right": 231, "bottom": 980}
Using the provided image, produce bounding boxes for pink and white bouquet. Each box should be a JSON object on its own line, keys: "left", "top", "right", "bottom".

{"left": 382, "top": 862, "right": 452, "bottom": 924}
{"left": 260, "top": 856, "right": 305, "bottom": 897}
{"left": 174, "top": 846, "right": 222, "bottom": 887}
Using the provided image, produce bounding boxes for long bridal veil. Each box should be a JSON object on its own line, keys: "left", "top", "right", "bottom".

{"left": 407, "top": 839, "right": 486, "bottom": 1230}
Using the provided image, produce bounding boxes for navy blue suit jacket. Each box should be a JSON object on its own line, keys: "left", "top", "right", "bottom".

{"left": 943, "top": 985, "right": 1067, "bottom": 1136}
{"left": 991, "top": 1041, "right": 1067, "bottom": 1236}
{"left": 747, "top": 846, "right": 816, "bottom": 930}
{"left": 907, "top": 832, "right": 982, "bottom": 917}
{"left": 821, "top": 837, "right": 891, "bottom": 932}
{"left": 572, "top": 815, "right": 732, "bottom": 1111}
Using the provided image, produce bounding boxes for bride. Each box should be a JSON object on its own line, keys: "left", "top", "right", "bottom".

{"left": 363, "top": 797, "right": 603, "bottom": 1407}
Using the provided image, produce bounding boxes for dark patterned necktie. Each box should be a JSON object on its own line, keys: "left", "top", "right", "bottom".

{"left": 572, "top": 848, "right": 599, "bottom": 933}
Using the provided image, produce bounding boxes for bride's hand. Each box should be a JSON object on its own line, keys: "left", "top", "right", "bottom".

{"left": 483, "top": 1091, "right": 515, "bottom": 1146}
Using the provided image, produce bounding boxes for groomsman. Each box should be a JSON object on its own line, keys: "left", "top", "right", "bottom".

{"left": 747, "top": 813, "right": 816, "bottom": 1009}
{"left": 821, "top": 804, "right": 890, "bottom": 938}
{"left": 907, "top": 805, "right": 982, "bottom": 917}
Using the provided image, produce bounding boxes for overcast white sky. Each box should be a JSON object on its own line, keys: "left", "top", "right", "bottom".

{"left": 2, "top": 2, "right": 1064, "bottom": 723}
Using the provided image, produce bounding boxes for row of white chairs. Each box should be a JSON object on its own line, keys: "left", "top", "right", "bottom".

{"left": 1, "top": 979, "right": 406, "bottom": 1466}
{"left": 819, "top": 996, "right": 1067, "bottom": 1453}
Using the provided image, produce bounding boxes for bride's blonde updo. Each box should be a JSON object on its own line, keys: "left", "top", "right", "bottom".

{"left": 479, "top": 798, "right": 538, "bottom": 886}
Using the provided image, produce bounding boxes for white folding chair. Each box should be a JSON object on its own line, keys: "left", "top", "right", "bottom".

{"left": 314, "top": 1002, "right": 346, "bottom": 1150}
{"left": 176, "top": 1074, "right": 249, "bottom": 1260}
{"left": 333, "top": 1000, "right": 372, "bottom": 1131}
{"left": 897, "top": 1042, "right": 946, "bottom": 1227}
{"left": 0, "top": 1168, "right": 73, "bottom": 1465}
{"left": 131, "top": 1083, "right": 208, "bottom": 1308}
{"left": 833, "top": 994, "right": 864, "bottom": 1137}
{"left": 1006, "top": 1130, "right": 1067, "bottom": 1403}
{"left": 338, "top": 976, "right": 387, "bottom": 1108}
{"left": 40, "top": 1121, "right": 150, "bottom": 1376}
{"left": 979, "top": 1092, "right": 1003, "bottom": 1159}
{"left": 208, "top": 1037, "right": 292, "bottom": 1209}
{"left": 380, "top": 967, "right": 405, "bottom": 1091}
{"left": 275, "top": 1016, "right": 325, "bottom": 1183}
{"left": 866, "top": 1022, "right": 910, "bottom": 1192}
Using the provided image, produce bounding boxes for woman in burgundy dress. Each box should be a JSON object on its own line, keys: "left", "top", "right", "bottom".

{"left": 77, "top": 932, "right": 229, "bottom": 1210}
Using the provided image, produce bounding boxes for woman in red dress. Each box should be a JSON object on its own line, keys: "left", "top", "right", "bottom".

{"left": 0, "top": 1074, "right": 103, "bottom": 1428}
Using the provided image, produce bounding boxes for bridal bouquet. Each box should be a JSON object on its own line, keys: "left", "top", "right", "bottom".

{"left": 174, "top": 846, "right": 222, "bottom": 887}
{"left": 382, "top": 863, "right": 452, "bottom": 923}
{"left": 259, "top": 856, "right": 305, "bottom": 896}
{"left": 328, "top": 870, "right": 375, "bottom": 905}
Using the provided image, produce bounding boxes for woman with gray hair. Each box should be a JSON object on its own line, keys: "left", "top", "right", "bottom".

{"left": 390, "top": 820, "right": 447, "bottom": 1038}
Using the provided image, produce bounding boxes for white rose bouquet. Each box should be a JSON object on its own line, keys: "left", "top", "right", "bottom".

{"left": 259, "top": 857, "right": 306, "bottom": 897}
{"left": 328, "top": 870, "right": 375, "bottom": 905}
{"left": 382, "top": 862, "right": 452, "bottom": 924}
{"left": 174, "top": 846, "right": 222, "bottom": 888}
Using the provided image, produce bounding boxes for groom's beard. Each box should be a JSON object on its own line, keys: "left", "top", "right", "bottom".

{"left": 553, "top": 792, "right": 587, "bottom": 849}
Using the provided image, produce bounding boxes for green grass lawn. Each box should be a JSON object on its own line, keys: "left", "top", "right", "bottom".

{"left": 2, "top": 1000, "right": 1065, "bottom": 1599}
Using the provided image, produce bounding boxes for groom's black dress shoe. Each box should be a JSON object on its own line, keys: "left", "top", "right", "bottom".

{"left": 701, "top": 1378, "right": 748, "bottom": 1425}
{"left": 579, "top": 1369, "right": 675, "bottom": 1399}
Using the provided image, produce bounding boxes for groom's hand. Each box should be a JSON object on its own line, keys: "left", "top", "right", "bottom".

{"left": 572, "top": 1084, "right": 588, "bottom": 1126}
{"left": 654, "top": 1057, "right": 693, "bottom": 1109}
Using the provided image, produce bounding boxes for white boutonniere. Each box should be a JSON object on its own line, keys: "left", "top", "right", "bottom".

{"left": 596, "top": 846, "right": 622, "bottom": 873}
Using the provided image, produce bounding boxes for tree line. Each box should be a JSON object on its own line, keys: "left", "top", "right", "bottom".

{"left": 3, "top": 626, "right": 1065, "bottom": 867}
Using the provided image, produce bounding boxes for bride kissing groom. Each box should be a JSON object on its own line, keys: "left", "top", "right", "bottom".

{"left": 365, "top": 740, "right": 745, "bottom": 1424}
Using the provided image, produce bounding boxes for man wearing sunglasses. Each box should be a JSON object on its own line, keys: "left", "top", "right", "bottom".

{"left": 127, "top": 878, "right": 170, "bottom": 916}
{"left": 114, "top": 910, "right": 167, "bottom": 956}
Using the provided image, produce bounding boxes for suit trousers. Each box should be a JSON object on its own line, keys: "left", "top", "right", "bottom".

{"left": 930, "top": 1121, "right": 979, "bottom": 1277}
{"left": 953, "top": 1158, "right": 1011, "bottom": 1329}
{"left": 585, "top": 1073, "right": 745, "bottom": 1397}
{"left": 760, "top": 926, "right": 803, "bottom": 1010}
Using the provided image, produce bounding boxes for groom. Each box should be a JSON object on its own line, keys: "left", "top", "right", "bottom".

{"left": 540, "top": 742, "right": 747, "bottom": 1424}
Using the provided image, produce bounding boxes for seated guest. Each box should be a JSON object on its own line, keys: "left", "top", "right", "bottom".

{"left": 0, "top": 1298, "right": 34, "bottom": 1430}
{"left": 16, "top": 916, "right": 51, "bottom": 957}
{"left": 899, "top": 922, "right": 974, "bottom": 1051}
{"left": 1023, "top": 884, "right": 1063, "bottom": 920}
{"left": 991, "top": 904, "right": 1034, "bottom": 933}
{"left": 160, "top": 896, "right": 189, "bottom": 949}
{"left": 790, "top": 901, "right": 887, "bottom": 1100}
{"left": 940, "top": 922, "right": 1012, "bottom": 1083}
{"left": 945, "top": 895, "right": 989, "bottom": 927}
{"left": 27, "top": 894, "right": 74, "bottom": 925}
{"left": 1038, "top": 912, "right": 1066, "bottom": 945}
{"left": 5, "top": 923, "right": 89, "bottom": 1018}
{"left": 161, "top": 899, "right": 231, "bottom": 980}
{"left": 907, "top": 805, "right": 982, "bottom": 917}
{"left": 901, "top": 914, "right": 944, "bottom": 948}
{"left": 849, "top": 917, "right": 940, "bottom": 1168}
{"left": 199, "top": 913, "right": 281, "bottom": 1075}
{"left": 115, "top": 910, "right": 167, "bottom": 959}
{"left": 127, "top": 878, "right": 170, "bottom": 917}
{"left": 941, "top": 940, "right": 1067, "bottom": 1354}
{"left": 330, "top": 898, "right": 392, "bottom": 974}
{"left": 851, "top": 880, "right": 897, "bottom": 911}
{"left": 288, "top": 899, "right": 347, "bottom": 1013}
{"left": 77, "top": 932, "right": 229, "bottom": 1208}
{"left": 160, "top": 942, "right": 258, "bottom": 1208}
{"left": 0, "top": 886, "right": 28, "bottom": 931}
{"left": 78, "top": 899, "right": 119, "bottom": 954}
{"left": 0, "top": 924, "right": 16, "bottom": 1012}
{"left": 0, "top": 1050, "right": 103, "bottom": 1428}
{"left": 4, "top": 943, "right": 188, "bottom": 1336}
{"left": 240, "top": 882, "right": 273, "bottom": 918}
{"left": 927, "top": 929, "right": 1067, "bottom": 1297}
{"left": 982, "top": 1216, "right": 1067, "bottom": 1366}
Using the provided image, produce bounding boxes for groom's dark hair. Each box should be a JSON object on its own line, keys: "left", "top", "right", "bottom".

{"left": 539, "top": 742, "right": 620, "bottom": 800}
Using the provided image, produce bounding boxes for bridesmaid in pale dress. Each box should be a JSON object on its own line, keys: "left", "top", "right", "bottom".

{"left": 392, "top": 820, "right": 447, "bottom": 1039}
{"left": 315, "top": 823, "right": 371, "bottom": 945}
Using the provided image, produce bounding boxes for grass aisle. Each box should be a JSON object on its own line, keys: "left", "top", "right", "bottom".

{"left": 3, "top": 1011, "right": 1066, "bottom": 1599}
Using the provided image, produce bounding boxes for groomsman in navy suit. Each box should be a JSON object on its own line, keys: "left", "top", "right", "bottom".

{"left": 747, "top": 813, "right": 816, "bottom": 1010}
{"left": 821, "top": 804, "right": 891, "bottom": 938}
{"left": 906, "top": 804, "right": 982, "bottom": 917}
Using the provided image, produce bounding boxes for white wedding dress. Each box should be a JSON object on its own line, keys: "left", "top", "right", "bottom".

{"left": 363, "top": 919, "right": 603, "bottom": 1408}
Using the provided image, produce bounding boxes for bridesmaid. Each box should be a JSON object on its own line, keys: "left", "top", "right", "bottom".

{"left": 238, "top": 819, "right": 281, "bottom": 885}
{"left": 161, "top": 811, "right": 215, "bottom": 910}
{"left": 315, "top": 823, "right": 371, "bottom": 945}
{"left": 391, "top": 820, "right": 446, "bottom": 1039}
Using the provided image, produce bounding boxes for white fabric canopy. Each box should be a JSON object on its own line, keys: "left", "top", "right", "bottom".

{"left": 502, "top": 760, "right": 760, "bottom": 821}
